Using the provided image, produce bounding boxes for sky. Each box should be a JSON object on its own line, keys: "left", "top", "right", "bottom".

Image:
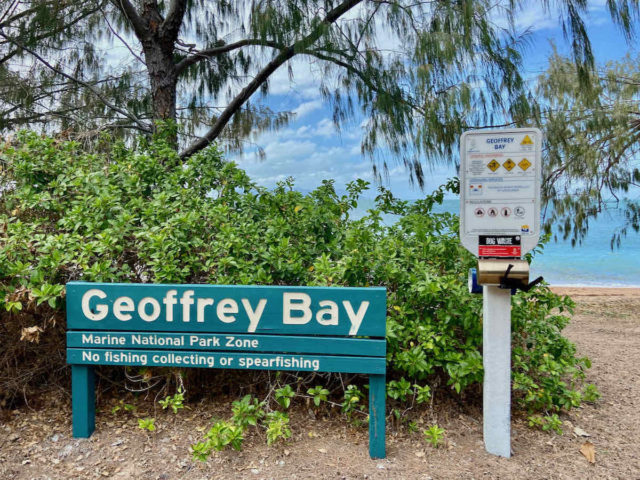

{"left": 230, "top": 2, "right": 638, "bottom": 200}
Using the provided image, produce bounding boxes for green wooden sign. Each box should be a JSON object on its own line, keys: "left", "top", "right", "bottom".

{"left": 67, "top": 332, "right": 386, "bottom": 356}
{"left": 67, "top": 349, "right": 385, "bottom": 374}
{"left": 66, "top": 282, "right": 386, "bottom": 336}
{"left": 66, "top": 282, "right": 387, "bottom": 459}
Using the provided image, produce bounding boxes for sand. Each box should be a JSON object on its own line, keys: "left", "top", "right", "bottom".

{"left": 550, "top": 286, "right": 640, "bottom": 297}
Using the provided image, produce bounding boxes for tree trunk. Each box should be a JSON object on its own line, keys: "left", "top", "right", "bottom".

{"left": 132, "top": 0, "right": 181, "bottom": 147}
{"left": 143, "top": 39, "right": 178, "bottom": 145}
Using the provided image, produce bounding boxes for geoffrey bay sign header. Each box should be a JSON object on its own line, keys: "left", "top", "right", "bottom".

{"left": 66, "top": 282, "right": 386, "bottom": 336}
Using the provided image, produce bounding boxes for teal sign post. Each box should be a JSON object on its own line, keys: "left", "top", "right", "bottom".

{"left": 66, "top": 282, "right": 387, "bottom": 458}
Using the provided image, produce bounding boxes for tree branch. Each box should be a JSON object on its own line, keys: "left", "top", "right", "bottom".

{"left": 100, "top": 5, "right": 145, "bottom": 65}
{"left": 0, "top": 29, "right": 152, "bottom": 132}
{"left": 1, "top": 3, "right": 105, "bottom": 65}
{"left": 0, "top": 0, "right": 20, "bottom": 27}
{"left": 180, "top": 0, "right": 363, "bottom": 158}
{"left": 0, "top": 1, "right": 54, "bottom": 28}
{"left": 175, "top": 39, "right": 284, "bottom": 76}
{"left": 302, "top": 48, "right": 426, "bottom": 116}
{"left": 160, "top": 0, "right": 187, "bottom": 42}
{"left": 110, "top": 0, "right": 147, "bottom": 39}
{"left": 1, "top": 106, "right": 87, "bottom": 127}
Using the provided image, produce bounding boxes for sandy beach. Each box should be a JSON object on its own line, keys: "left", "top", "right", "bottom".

{"left": 550, "top": 286, "right": 640, "bottom": 297}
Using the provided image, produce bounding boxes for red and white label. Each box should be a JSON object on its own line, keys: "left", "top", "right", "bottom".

{"left": 478, "top": 245, "right": 521, "bottom": 257}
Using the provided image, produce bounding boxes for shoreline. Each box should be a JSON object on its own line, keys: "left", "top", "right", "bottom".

{"left": 549, "top": 286, "right": 640, "bottom": 296}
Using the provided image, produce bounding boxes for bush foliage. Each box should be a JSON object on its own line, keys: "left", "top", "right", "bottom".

{"left": 0, "top": 131, "right": 592, "bottom": 414}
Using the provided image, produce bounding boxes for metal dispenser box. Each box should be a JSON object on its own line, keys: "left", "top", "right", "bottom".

{"left": 477, "top": 259, "right": 529, "bottom": 287}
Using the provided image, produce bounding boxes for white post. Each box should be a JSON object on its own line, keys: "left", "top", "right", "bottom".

{"left": 483, "top": 285, "right": 512, "bottom": 458}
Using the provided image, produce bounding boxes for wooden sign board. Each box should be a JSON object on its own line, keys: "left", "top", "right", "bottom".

{"left": 67, "top": 282, "right": 386, "bottom": 336}
{"left": 66, "top": 282, "right": 387, "bottom": 458}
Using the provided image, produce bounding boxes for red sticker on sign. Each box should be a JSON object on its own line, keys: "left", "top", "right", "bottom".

{"left": 478, "top": 245, "right": 522, "bottom": 257}
{"left": 478, "top": 235, "right": 522, "bottom": 258}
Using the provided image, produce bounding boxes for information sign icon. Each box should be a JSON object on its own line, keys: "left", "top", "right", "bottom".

{"left": 502, "top": 159, "right": 515, "bottom": 171}
{"left": 487, "top": 159, "right": 500, "bottom": 172}
{"left": 518, "top": 158, "right": 531, "bottom": 171}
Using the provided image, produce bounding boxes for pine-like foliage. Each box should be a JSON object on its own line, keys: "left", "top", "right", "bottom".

{"left": 534, "top": 49, "right": 640, "bottom": 246}
{"left": 0, "top": 1, "right": 638, "bottom": 185}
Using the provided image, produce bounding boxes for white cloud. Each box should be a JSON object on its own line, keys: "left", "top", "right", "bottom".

{"left": 293, "top": 99, "right": 323, "bottom": 118}
{"left": 496, "top": 1, "right": 616, "bottom": 34}
{"left": 263, "top": 139, "right": 318, "bottom": 162}
{"left": 349, "top": 144, "right": 362, "bottom": 156}
{"left": 233, "top": 115, "right": 456, "bottom": 199}
{"left": 312, "top": 118, "right": 338, "bottom": 137}
{"left": 294, "top": 125, "right": 312, "bottom": 137}
{"left": 513, "top": 5, "right": 558, "bottom": 32}
{"left": 267, "top": 59, "right": 323, "bottom": 100}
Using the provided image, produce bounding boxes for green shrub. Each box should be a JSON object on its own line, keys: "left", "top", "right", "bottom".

{"left": 159, "top": 387, "right": 185, "bottom": 413}
{"left": 191, "top": 394, "right": 290, "bottom": 460}
{"left": 138, "top": 417, "right": 156, "bottom": 432}
{"left": 0, "top": 131, "right": 591, "bottom": 415}
{"left": 424, "top": 424, "right": 446, "bottom": 447}
{"left": 231, "top": 394, "right": 266, "bottom": 428}
{"left": 275, "top": 385, "right": 295, "bottom": 409}
{"left": 307, "top": 385, "right": 330, "bottom": 407}
{"left": 193, "top": 419, "right": 245, "bottom": 458}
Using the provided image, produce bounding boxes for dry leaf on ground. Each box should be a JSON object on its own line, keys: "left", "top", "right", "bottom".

{"left": 20, "top": 326, "right": 43, "bottom": 343}
{"left": 580, "top": 441, "right": 596, "bottom": 463}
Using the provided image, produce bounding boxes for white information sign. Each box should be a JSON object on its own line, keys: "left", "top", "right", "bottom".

{"left": 460, "top": 128, "right": 542, "bottom": 258}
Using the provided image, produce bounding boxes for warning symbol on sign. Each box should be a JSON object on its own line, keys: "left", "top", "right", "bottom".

{"left": 518, "top": 158, "right": 531, "bottom": 171}
{"left": 487, "top": 159, "right": 500, "bottom": 172}
{"left": 502, "top": 158, "right": 516, "bottom": 171}
{"left": 521, "top": 135, "right": 533, "bottom": 145}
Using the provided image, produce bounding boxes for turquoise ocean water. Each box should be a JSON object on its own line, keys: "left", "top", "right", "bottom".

{"left": 356, "top": 198, "right": 640, "bottom": 287}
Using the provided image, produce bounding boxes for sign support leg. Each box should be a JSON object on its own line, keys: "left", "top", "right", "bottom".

{"left": 72, "top": 365, "right": 95, "bottom": 438}
{"left": 368, "top": 373, "right": 386, "bottom": 459}
{"left": 483, "top": 286, "right": 511, "bottom": 457}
